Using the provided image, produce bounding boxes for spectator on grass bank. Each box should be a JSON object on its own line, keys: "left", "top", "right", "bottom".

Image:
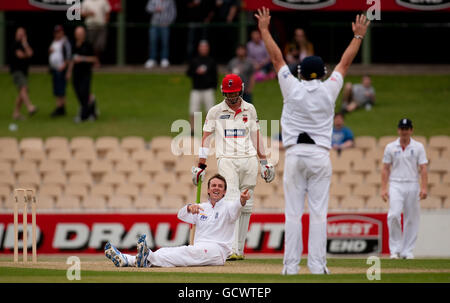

{"left": 341, "top": 75, "right": 376, "bottom": 113}
{"left": 227, "top": 44, "right": 255, "bottom": 103}
{"left": 10, "top": 27, "right": 38, "bottom": 121}
{"left": 247, "top": 30, "right": 274, "bottom": 82}
{"left": 81, "top": 0, "right": 111, "bottom": 64}
{"left": 67, "top": 26, "right": 98, "bottom": 123}
{"left": 332, "top": 113, "right": 354, "bottom": 155}
{"left": 49, "top": 25, "right": 72, "bottom": 117}
{"left": 144, "top": 0, "right": 177, "bottom": 69}
{"left": 186, "top": 40, "right": 218, "bottom": 134}
{"left": 284, "top": 28, "right": 314, "bottom": 76}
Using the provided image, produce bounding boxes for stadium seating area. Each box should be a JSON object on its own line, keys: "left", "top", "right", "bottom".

{"left": 0, "top": 135, "right": 449, "bottom": 213}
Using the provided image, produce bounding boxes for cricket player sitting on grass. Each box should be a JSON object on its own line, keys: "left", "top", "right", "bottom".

{"left": 104, "top": 174, "right": 251, "bottom": 267}
{"left": 191, "top": 74, "right": 275, "bottom": 261}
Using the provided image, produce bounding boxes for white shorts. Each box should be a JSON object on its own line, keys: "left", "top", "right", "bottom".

{"left": 189, "top": 89, "right": 215, "bottom": 114}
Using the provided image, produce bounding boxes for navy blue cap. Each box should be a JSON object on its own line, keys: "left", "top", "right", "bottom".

{"left": 299, "top": 56, "right": 325, "bottom": 80}
{"left": 398, "top": 118, "right": 413, "bottom": 129}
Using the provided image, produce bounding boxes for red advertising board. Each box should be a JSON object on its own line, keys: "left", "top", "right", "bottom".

{"left": 243, "top": 0, "right": 450, "bottom": 11}
{"left": 0, "top": 213, "right": 389, "bottom": 256}
{"left": 0, "top": 0, "right": 121, "bottom": 12}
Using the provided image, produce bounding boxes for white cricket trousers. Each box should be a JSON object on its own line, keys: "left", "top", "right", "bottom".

{"left": 283, "top": 146, "right": 331, "bottom": 274}
{"left": 387, "top": 181, "right": 420, "bottom": 257}
{"left": 125, "top": 242, "right": 224, "bottom": 267}
{"left": 218, "top": 156, "right": 258, "bottom": 255}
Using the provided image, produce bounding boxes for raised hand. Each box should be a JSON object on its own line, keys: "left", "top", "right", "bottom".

{"left": 352, "top": 14, "right": 370, "bottom": 38}
{"left": 254, "top": 7, "right": 271, "bottom": 31}
{"left": 240, "top": 189, "right": 251, "bottom": 205}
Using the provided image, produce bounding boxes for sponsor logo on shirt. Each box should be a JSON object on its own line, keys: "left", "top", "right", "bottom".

{"left": 220, "top": 114, "right": 231, "bottom": 119}
{"left": 199, "top": 213, "right": 208, "bottom": 221}
{"left": 282, "top": 70, "right": 290, "bottom": 79}
{"left": 224, "top": 129, "right": 246, "bottom": 138}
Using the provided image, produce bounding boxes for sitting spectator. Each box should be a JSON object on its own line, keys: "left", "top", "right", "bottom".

{"left": 341, "top": 75, "right": 376, "bottom": 113}
{"left": 332, "top": 113, "right": 354, "bottom": 154}
{"left": 246, "top": 29, "right": 274, "bottom": 82}
{"left": 49, "top": 25, "right": 71, "bottom": 117}
{"left": 227, "top": 44, "right": 254, "bottom": 103}
{"left": 186, "top": 40, "right": 218, "bottom": 133}
{"left": 284, "top": 28, "right": 314, "bottom": 76}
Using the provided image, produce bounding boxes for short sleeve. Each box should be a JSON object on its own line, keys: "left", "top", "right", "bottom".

{"left": 277, "top": 65, "right": 298, "bottom": 102}
{"left": 203, "top": 109, "right": 215, "bottom": 133}
{"left": 418, "top": 144, "right": 428, "bottom": 165}
{"left": 323, "top": 71, "right": 344, "bottom": 102}
{"left": 104, "top": 0, "right": 112, "bottom": 13}
{"left": 249, "top": 105, "right": 260, "bottom": 132}
{"left": 382, "top": 145, "right": 392, "bottom": 164}
{"left": 345, "top": 128, "right": 354, "bottom": 141}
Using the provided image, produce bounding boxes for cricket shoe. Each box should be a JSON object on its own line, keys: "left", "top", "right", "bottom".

{"left": 401, "top": 254, "right": 414, "bottom": 260}
{"left": 226, "top": 253, "right": 245, "bottom": 261}
{"left": 105, "top": 242, "right": 129, "bottom": 267}
{"left": 390, "top": 253, "right": 400, "bottom": 259}
{"left": 136, "top": 234, "right": 150, "bottom": 268}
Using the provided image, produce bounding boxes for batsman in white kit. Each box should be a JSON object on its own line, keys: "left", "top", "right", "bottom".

{"left": 255, "top": 7, "right": 370, "bottom": 274}
{"left": 104, "top": 174, "right": 251, "bottom": 267}
{"left": 381, "top": 118, "right": 428, "bottom": 259}
{"left": 191, "top": 73, "right": 275, "bottom": 261}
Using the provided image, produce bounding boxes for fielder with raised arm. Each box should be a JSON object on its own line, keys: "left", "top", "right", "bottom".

{"left": 381, "top": 118, "right": 428, "bottom": 259}
{"left": 191, "top": 74, "right": 275, "bottom": 261}
{"left": 255, "top": 7, "right": 370, "bottom": 274}
{"left": 104, "top": 174, "right": 251, "bottom": 267}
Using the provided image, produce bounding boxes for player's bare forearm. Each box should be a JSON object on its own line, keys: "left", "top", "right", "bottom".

{"left": 255, "top": 7, "right": 286, "bottom": 73}
{"left": 419, "top": 164, "right": 428, "bottom": 199}
{"left": 335, "top": 38, "right": 362, "bottom": 77}
{"left": 251, "top": 130, "right": 267, "bottom": 160}
{"left": 198, "top": 131, "right": 213, "bottom": 165}
{"left": 381, "top": 164, "right": 390, "bottom": 201}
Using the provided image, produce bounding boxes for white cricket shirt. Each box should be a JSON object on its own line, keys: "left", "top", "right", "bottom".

{"left": 278, "top": 65, "right": 343, "bottom": 150}
{"left": 383, "top": 138, "right": 428, "bottom": 182}
{"left": 203, "top": 99, "right": 259, "bottom": 158}
{"left": 177, "top": 198, "right": 242, "bottom": 257}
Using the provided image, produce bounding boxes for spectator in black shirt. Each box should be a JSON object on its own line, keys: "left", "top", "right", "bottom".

{"left": 10, "top": 27, "right": 37, "bottom": 120}
{"left": 67, "top": 26, "right": 98, "bottom": 122}
{"left": 186, "top": 40, "right": 218, "bottom": 133}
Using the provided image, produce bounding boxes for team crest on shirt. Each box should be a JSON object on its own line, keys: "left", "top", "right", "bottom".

{"left": 199, "top": 213, "right": 208, "bottom": 221}
{"left": 243, "top": 114, "right": 248, "bottom": 123}
{"left": 410, "top": 149, "right": 414, "bottom": 156}
{"left": 215, "top": 212, "right": 219, "bottom": 219}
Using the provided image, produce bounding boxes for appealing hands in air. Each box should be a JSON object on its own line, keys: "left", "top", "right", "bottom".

{"left": 254, "top": 7, "right": 271, "bottom": 31}
{"left": 352, "top": 14, "right": 370, "bottom": 38}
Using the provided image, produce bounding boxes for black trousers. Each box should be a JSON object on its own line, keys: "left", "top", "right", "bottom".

{"left": 73, "top": 72, "right": 92, "bottom": 121}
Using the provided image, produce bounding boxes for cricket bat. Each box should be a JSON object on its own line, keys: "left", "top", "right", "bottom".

{"left": 189, "top": 179, "right": 202, "bottom": 245}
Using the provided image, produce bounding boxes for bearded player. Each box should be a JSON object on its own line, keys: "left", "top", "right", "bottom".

{"left": 192, "top": 74, "right": 275, "bottom": 260}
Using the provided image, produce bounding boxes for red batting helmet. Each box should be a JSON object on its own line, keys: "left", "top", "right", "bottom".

{"left": 221, "top": 74, "right": 244, "bottom": 93}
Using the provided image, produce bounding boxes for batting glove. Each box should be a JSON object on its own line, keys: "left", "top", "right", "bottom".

{"left": 191, "top": 163, "right": 207, "bottom": 186}
{"left": 260, "top": 160, "right": 275, "bottom": 183}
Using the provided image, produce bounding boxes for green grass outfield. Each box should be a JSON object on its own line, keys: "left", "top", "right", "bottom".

{"left": 1, "top": 258, "right": 449, "bottom": 283}
{"left": 0, "top": 72, "right": 449, "bottom": 140}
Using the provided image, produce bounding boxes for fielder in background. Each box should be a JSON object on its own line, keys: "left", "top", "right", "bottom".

{"left": 104, "top": 174, "right": 251, "bottom": 267}
{"left": 381, "top": 118, "right": 428, "bottom": 260}
{"left": 192, "top": 73, "right": 275, "bottom": 261}
{"left": 255, "top": 7, "right": 370, "bottom": 274}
